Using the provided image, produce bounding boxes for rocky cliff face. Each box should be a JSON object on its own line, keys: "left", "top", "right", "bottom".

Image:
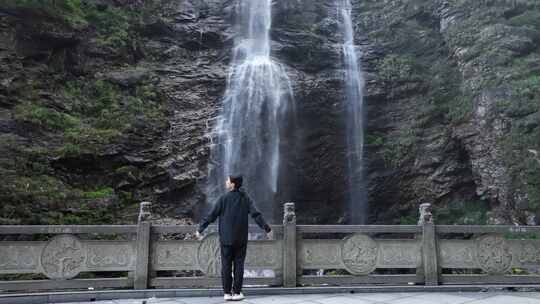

{"left": 0, "top": 0, "right": 230, "bottom": 225}
{"left": 353, "top": 0, "right": 540, "bottom": 225}
{"left": 1, "top": 0, "right": 539, "bottom": 225}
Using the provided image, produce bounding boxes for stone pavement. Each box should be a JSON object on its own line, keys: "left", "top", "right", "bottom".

{"left": 60, "top": 292, "right": 540, "bottom": 304}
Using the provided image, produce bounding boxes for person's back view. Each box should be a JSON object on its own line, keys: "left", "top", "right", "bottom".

{"left": 197, "top": 175, "right": 271, "bottom": 301}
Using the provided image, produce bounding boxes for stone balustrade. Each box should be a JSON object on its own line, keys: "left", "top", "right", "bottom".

{"left": 1, "top": 202, "right": 540, "bottom": 292}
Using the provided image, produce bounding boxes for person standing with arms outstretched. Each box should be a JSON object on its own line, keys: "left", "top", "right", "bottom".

{"left": 196, "top": 175, "right": 272, "bottom": 301}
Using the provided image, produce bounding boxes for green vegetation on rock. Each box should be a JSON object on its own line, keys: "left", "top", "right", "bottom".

{"left": 399, "top": 214, "right": 418, "bottom": 225}
{"left": 434, "top": 200, "right": 490, "bottom": 225}
{"left": 377, "top": 54, "right": 419, "bottom": 83}
{"left": 446, "top": 94, "right": 474, "bottom": 123}
{"left": 0, "top": 0, "right": 169, "bottom": 226}
{"left": 6, "top": 0, "right": 88, "bottom": 28}
{"left": 85, "top": 5, "right": 139, "bottom": 48}
{"left": 82, "top": 187, "right": 114, "bottom": 200}
{"left": 4, "top": 75, "right": 165, "bottom": 224}
{"left": 507, "top": 10, "right": 540, "bottom": 30}
{"left": 14, "top": 103, "right": 80, "bottom": 131}
{"left": 5, "top": 0, "right": 142, "bottom": 48}
{"left": 381, "top": 128, "right": 418, "bottom": 168}
{"left": 365, "top": 134, "right": 385, "bottom": 147}
{"left": 496, "top": 63, "right": 540, "bottom": 214}
{"left": 525, "top": 160, "right": 540, "bottom": 211}
{"left": 14, "top": 78, "right": 166, "bottom": 157}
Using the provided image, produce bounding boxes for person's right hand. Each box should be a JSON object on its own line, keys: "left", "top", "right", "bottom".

{"left": 195, "top": 231, "right": 202, "bottom": 240}
{"left": 266, "top": 230, "right": 273, "bottom": 240}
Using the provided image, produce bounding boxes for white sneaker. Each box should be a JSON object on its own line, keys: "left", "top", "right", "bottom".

{"left": 224, "top": 293, "right": 233, "bottom": 301}
{"left": 232, "top": 293, "right": 245, "bottom": 301}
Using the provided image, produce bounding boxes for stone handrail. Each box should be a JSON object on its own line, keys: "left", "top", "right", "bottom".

{"left": 1, "top": 202, "right": 540, "bottom": 293}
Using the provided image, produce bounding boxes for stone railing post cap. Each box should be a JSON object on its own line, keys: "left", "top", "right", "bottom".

{"left": 138, "top": 201, "right": 152, "bottom": 222}
{"left": 284, "top": 202, "right": 295, "bottom": 212}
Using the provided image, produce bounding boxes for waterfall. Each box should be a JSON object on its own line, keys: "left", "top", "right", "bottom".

{"left": 339, "top": 0, "right": 367, "bottom": 224}
{"left": 206, "top": 0, "right": 294, "bottom": 222}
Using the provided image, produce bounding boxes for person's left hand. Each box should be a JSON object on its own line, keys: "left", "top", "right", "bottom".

{"left": 195, "top": 231, "right": 203, "bottom": 240}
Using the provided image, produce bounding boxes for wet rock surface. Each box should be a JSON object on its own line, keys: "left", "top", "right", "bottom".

{"left": 1, "top": 0, "right": 539, "bottom": 225}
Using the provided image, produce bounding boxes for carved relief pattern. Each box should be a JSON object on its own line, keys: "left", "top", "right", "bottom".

{"left": 518, "top": 242, "right": 540, "bottom": 264}
{"left": 475, "top": 234, "right": 512, "bottom": 274}
{"left": 155, "top": 242, "right": 197, "bottom": 269}
{"left": 246, "top": 243, "right": 280, "bottom": 268}
{"left": 379, "top": 242, "right": 420, "bottom": 267}
{"left": 341, "top": 234, "right": 378, "bottom": 275}
{"left": 301, "top": 241, "right": 341, "bottom": 268}
{"left": 197, "top": 233, "right": 221, "bottom": 277}
{"left": 0, "top": 245, "right": 40, "bottom": 271}
{"left": 439, "top": 241, "right": 476, "bottom": 268}
{"left": 41, "top": 235, "right": 86, "bottom": 279}
{"left": 86, "top": 244, "right": 132, "bottom": 269}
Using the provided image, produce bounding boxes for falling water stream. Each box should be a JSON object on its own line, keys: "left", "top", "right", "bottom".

{"left": 206, "top": 0, "right": 294, "bottom": 221}
{"left": 339, "top": 0, "right": 367, "bottom": 224}
{"left": 202, "top": 0, "right": 365, "bottom": 283}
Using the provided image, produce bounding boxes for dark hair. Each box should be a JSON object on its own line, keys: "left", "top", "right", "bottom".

{"left": 228, "top": 175, "right": 243, "bottom": 189}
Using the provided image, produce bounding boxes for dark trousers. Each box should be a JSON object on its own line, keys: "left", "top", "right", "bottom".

{"left": 220, "top": 243, "right": 247, "bottom": 294}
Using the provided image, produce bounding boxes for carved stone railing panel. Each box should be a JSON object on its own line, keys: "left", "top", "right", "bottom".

{"left": 169, "top": 233, "right": 285, "bottom": 277}
{"left": 41, "top": 234, "right": 86, "bottom": 279}
{"left": 510, "top": 239, "right": 540, "bottom": 267}
{"left": 154, "top": 240, "right": 283, "bottom": 273}
{"left": 245, "top": 240, "right": 283, "bottom": 270}
{"left": 440, "top": 236, "right": 540, "bottom": 274}
{"left": 4, "top": 214, "right": 540, "bottom": 290}
{"left": 474, "top": 234, "right": 512, "bottom": 274}
{"left": 152, "top": 241, "right": 199, "bottom": 271}
{"left": 341, "top": 234, "right": 378, "bottom": 275}
{"left": 197, "top": 233, "right": 221, "bottom": 277}
{"left": 440, "top": 235, "right": 515, "bottom": 273}
{"left": 299, "top": 236, "right": 421, "bottom": 273}
{"left": 85, "top": 241, "right": 136, "bottom": 271}
{"left": 439, "top": 240, "right": 477, "bottom": 269}
{"left": 0, "top": 242, "right": 46, "bottom": 274}
{"left": 377, "top": 240, "right": 421, "bottom": 268}
{"left": 0, "top": 237, "right": 136, "bottom": 278}
{"left": 299, "top": 239, "right": 342, "bottom": 269}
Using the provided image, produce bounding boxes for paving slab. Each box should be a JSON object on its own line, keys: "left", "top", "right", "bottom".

{"left": 309, "top": 295, "right": 375, "bottom": 304}
{"left": 400, "top": 292, "right": 481, "bottom": 304}
{"left": 465, "top": 294, "right": 540, "bottom": 304}
{"left": 53, "top": 292, "right": 540, "bottom": 304}
{"left": 349, "top": 292, "right": 417, "bottom": 302}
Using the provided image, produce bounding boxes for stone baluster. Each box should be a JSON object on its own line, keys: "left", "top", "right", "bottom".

{"left": 134, "top": 201, "right": 152, "bottom": 289}
{"left": 419, "top": 203, "right": 439, "bottom": 286}
{"left": 283, "top": 202, "right": 297, "bottom": 287}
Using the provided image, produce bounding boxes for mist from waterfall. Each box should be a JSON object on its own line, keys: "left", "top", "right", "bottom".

{"left": 339, "top": 0, "right": 367, "bottom": 224}
{"left": 205, "top": 0, "right": 294, "bottom": 222}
